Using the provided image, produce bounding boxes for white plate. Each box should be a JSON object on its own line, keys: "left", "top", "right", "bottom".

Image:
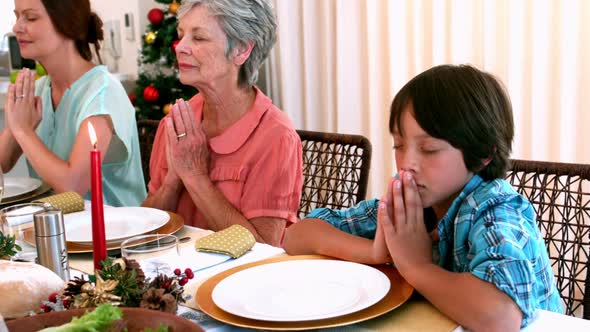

{"left": 2, "top": 177, "right": 43, "bottom": 200}
{"left": 64, "top": 207, "right": 170, "bottom": 244}
{"left": 212, "top": 260, "right": 390, "bottom": 322}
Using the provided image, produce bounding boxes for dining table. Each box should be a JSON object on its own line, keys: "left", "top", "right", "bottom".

{"left": 64, "top": 224, "right": 590, "bottom": 332}
{"left": 1, "top": 182, "right": 589, "bottom": 331}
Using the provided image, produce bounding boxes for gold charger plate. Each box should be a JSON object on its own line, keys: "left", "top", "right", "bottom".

{"left": 23, "top": 211, "right": 184, "bottom": 253}
{"left": 0, "top": 182, "right": 52, "bottom": 206}
{"left": 196, "top": 255, "right": 414, "bottom": 330}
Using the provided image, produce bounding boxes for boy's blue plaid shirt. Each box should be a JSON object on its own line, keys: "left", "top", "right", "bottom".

{"left": 306, "top": 174, "right": 563, "bottom": 327}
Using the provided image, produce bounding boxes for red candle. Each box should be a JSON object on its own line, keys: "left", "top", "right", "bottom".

{"left": 88, "top": 122, "right": 106, "bottom": 270}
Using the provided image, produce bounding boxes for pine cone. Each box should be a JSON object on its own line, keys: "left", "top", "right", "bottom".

{"left": 148, "top": 274, "right": 170, "bottom": 291}
{"left": 123, "top": 257, "right": 145, "bottom": 288}
{"left": 63, "top": 276, "right": 88, "bottom": 297}
{"left": 140, "top": 287, "right": 177, "bottom": 314}
{"left": 147, "top": 274, "right": 185, "bottom": 304}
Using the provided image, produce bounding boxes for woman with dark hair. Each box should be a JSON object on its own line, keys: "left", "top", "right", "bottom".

{"left": 0, "top": 0, "right": 146, "bottom": 206}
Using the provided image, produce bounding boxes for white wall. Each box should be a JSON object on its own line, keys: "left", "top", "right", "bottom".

{"left": 0, "top": 2, "right": 15, "bottom": 36}
{"left": 90, "top": 0, "right": 146, "bottom": 79}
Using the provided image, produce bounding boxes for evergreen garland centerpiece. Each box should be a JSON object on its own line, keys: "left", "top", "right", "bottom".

{"left": 41, "top": 257, "right": 194, "bottom": 314}
{"left": 133, "top": 0, "right": 197, "bottom": 120}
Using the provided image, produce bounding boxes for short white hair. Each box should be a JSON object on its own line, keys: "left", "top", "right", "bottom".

{"left": 179, "top": 0, "right": 277, "bottom": 87}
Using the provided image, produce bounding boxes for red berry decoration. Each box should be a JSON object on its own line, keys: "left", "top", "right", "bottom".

{"left": 62, "top": 298, "right": 71, "bottom": 308}
{"left": 173, "top": 268, "right": 181, "bottom": 276}
{"left": 171, "top": 39, "right": 180, "bottom": 53}
{"left": 48, "top": 292, "right": 58, "bottom": 303}
{"left": 148, "top": 8, "right": 164, "bottom": 26}
{"left": 40, "top": 304, "right": 51, "bottom": 313}
{"left": 179, "top": 277, "right": 188, "bottom": 286}
{"left": 143, "top": 85, "right": 160, "bottom": 103}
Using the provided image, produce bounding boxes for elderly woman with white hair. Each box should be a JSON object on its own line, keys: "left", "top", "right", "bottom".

{"left": 143, "top": 0, "right": 303, "bottom": 246}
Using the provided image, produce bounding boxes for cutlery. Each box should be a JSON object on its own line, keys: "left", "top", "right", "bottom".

{"left": 135, "top": 236, "right": 191, "bottom": 250}
{"left": 178, "top": 236, "right": 191, "bottom": 244}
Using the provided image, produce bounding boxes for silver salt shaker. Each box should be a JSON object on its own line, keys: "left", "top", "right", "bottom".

{"left": 33, "top": 209, "right": 70, "bottom": 281}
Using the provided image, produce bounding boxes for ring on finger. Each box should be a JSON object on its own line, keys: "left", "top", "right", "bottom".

{"left": 177, "top": 132, "right": 187, "bottom": 139}
{"left": 16, "top": 94, "right": 25, "bottom": 99}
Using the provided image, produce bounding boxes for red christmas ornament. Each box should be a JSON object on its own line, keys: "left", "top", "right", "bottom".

{"left": 143, "top": 86, "right": 160, "bottom": 103}
{"left": 171, "top": 39, "right": 180, "bottom": 53}
{"left": 128, "top": 92, "right": 136, "bottom": 105}
{"left": 148, "top": 8, "right": 164, "bottom": 26}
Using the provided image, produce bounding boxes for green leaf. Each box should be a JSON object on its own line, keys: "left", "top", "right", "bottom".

{"left": 38, "top": 304, "right": 123, "bottom": 332}
{"left": 0, "top": 230, "right": 23, "bottom": 259}
{"left": 144, "top": 324, "right": 170, "bottom": 332}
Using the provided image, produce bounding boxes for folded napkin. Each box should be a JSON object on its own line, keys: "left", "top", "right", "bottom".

{"left": 34, "top": 192, "right": 85, "bottom": 214}
{"left": 195, "top": 224, "right": 255, "bottom": 259}
{"left": 3, "top": 205, "right": 46, "bottom": 227}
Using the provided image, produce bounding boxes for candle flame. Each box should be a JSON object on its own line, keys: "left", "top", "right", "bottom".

{"left": 88, "top": 122, "right": 98, "bottom": 147}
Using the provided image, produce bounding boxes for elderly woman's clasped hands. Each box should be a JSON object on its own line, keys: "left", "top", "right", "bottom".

{"left": 164, "top": 100, "right": 210, "bottom": 183}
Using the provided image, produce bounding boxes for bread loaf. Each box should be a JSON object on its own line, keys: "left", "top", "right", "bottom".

{"left": 0, "top": 260, "right": 65, "bottom": 319}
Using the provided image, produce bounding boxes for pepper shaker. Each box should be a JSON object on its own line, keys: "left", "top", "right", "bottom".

{"left": 33, "top": 209, "right": 70, "bottom": 281}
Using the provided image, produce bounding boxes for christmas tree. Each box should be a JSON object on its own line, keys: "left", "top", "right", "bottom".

{"left": 132, "top": 0, "right": 197, "bottom": 120}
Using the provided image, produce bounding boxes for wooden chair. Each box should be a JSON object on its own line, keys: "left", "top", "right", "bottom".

{"left": 137, "top": 119, "right": 161, "bottom": 186}
{"left": 297, "top": 130, "right": 372, "bottom": 220}
{"left": 506, "top": 159, "right": 590, "bottom": 319}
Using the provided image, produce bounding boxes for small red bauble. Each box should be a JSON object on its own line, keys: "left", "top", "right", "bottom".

{"left": 143, "top": 85, "right": 160, "bottom": 103}
{"left": 128, "top": 92, "right": 136, "bottom": 105}
{"left": 148, "top": 8, "right": 164, "bottom": 26}
{"left": 171, "top": 39, "right": 180, "bottom": 53}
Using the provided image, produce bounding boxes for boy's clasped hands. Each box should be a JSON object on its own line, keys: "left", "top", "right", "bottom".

{"left": 373, "top": 170, "right": 433, "bottom": 283}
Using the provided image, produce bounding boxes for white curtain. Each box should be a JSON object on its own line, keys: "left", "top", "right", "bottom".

{"left": 268, "top": 0, "right": 590, "bottom": 199}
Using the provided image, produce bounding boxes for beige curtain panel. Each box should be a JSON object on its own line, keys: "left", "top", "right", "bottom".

{"left": 268, "top": 0, "right": 590, "bottom": 198}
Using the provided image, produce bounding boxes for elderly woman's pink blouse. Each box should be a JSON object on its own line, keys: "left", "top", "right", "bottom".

{"left": 148, "top": 87, "right": 303, "bottom": 228}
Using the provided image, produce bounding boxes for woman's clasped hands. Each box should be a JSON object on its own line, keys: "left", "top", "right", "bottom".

{"left": 164, "top": 99, "right": 210, "bottom": 186}
{"left": 375, "top": 171, "right": 433, "bottom": 281}
{"left": 5, "top": 68, "right": 42, "bottom": 136}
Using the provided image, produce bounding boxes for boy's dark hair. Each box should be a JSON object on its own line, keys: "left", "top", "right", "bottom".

{"left": 389, "top": 64, "right": 514, "bottom": 180}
